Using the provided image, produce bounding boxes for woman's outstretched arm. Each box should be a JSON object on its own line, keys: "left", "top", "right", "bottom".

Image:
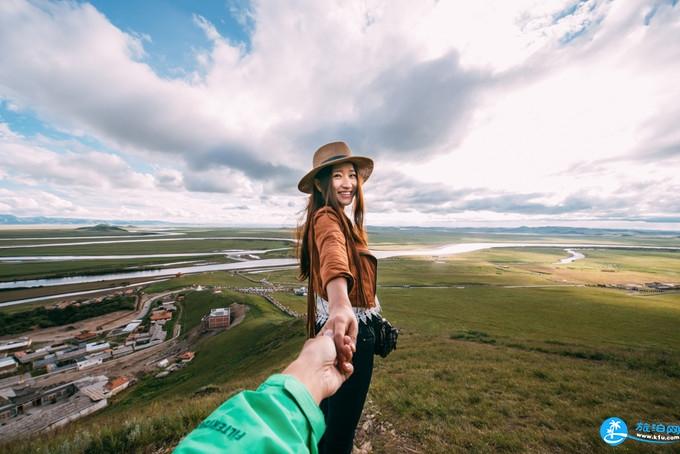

{"left": 324, "top": 277, "right": 358, "bottom": 373}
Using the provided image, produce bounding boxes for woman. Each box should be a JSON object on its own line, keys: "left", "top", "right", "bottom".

{"left": 298, "top": 141, "right": 381, "bottom": 454}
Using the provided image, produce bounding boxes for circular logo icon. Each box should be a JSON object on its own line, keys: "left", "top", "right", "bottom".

{"left": 600, "top": 417, "right": 628, "bottom": 446}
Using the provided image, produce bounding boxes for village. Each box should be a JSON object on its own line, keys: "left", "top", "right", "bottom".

{"left": 0, "top": 281, "right": 291, "bottom": 441}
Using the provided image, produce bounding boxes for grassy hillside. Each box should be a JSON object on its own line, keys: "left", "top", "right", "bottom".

{"left": 370, "top": 287, "right": 680, "bottom": 452}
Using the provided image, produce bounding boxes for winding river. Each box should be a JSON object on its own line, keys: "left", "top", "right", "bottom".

{"left": 557, "top": 249, "right": 586, "bottom": 264}
{"left": 2, "top": 241, "right": 679, "bottom": 292}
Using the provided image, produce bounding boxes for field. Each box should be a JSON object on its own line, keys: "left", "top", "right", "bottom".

{"left": 1, "top": 227, "right": 679, "bottom": 453}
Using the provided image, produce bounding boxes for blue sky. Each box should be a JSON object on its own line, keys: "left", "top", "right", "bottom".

{"left": 86, "top": 0, "right": 254, "bottom": 77}
{"left": 0, "top": 0, "right": 679, "bottom": 228}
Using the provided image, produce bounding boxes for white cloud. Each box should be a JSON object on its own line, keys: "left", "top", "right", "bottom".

{"left": 0, "top": 187, "right": 78, "bottom": 215}
{"left": 0, "top": 124, "right": 155, "bottom": 189}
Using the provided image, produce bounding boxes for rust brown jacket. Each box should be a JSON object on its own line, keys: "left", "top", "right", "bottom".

{"left": 306, "top": 207, "right": 377, "bottom": 330}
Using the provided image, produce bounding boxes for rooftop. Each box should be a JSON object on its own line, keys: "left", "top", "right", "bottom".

{"left": 105, "top": 376, "right": 129, "bottom": 390}
{"left": 209, "top": 308, "right": 229, "bottom": 317}
{"left": 150, "top": 310, "right": 172, "bottom": 321}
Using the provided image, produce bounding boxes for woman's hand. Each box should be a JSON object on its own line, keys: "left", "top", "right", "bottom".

{"left": 283, "top": 330, "right": 354, "bottom": 404}
{"left": 323, "top": 277, "right": 358, "bottom": 374}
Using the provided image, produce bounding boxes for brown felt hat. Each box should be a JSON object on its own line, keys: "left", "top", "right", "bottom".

{"left": 298, "top": 141, "right": 374, "bottom": 194}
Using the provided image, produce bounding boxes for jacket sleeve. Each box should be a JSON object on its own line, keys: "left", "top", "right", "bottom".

{"left": 173, "top": 374, "right": 326, "bottom": 454}
{"left": 313, "top": 209, "right": 355, "bottom": 296}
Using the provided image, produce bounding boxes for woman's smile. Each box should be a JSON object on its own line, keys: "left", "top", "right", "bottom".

{"left": 337, "top": 190, "right": 354, "bottom": 204}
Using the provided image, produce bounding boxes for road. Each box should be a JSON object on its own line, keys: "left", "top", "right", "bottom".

{"left": 0, "top": 289, "right": 180, "bottom": 343}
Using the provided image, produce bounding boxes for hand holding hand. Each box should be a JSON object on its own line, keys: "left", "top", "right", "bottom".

{"left": 323, "top": 277, "right": 358, "bottom": 374}
{"left": 283, "top": 330, "right": 354, "bottom": 404}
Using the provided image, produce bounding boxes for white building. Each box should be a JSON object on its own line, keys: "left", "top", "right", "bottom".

{"left": 0, "top": 338, "right": 32, "bottom": 355}
{"left": 76, "top": 357, "right": 103, "bottom": 370}
{"left": 85, "top": 342, "right": 110, "bottom": 353}
{"left": 122, "top": 320, "right": 142, "bottom": 333}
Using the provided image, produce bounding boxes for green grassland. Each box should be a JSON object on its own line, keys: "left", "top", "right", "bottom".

{"left": 378, "top": 248, "right": 564, "bottom": 287}
{"left": 252, "top": 267, "right": 301, "bottom": 284}
{"left": 272, "top": 291, "right": 308, "bottom": 314}
{"left": 369, "top": 286, "right": 680, "bottom": 453}
{"left": 555, "top": 249, "right": 680, "bottom": 283}
{"left": 2, "top": 230, "right": 680, "bottom": 453}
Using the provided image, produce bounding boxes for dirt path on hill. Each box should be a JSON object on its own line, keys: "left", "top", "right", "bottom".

{"left": 352, "top": 397, "right": 422, "bottom": 453}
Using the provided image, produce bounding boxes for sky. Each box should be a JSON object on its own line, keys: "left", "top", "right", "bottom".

{"left": 0, "top": 0, "right": 679, "bottom": 229}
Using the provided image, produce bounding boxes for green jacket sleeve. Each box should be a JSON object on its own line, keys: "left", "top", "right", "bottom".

{"left": 173, "top": 374, "right": 326, "bottom": 454}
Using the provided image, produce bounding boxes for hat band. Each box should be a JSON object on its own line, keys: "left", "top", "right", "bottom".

{"left": 320, "top": 154, "right": 349, "bottom": 164}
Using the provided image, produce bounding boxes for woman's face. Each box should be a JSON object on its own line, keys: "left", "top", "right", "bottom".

{"left": 330, "top": 162, "right": 357, "bottom": 207}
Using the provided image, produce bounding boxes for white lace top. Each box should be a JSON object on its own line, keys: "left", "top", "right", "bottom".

{"left": 315, "top": 294, "right": 382, "bottom": 326}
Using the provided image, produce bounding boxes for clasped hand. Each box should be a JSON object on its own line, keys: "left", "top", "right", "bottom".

{"left": 322, "top": 303, "right": 357, "bottom": 375}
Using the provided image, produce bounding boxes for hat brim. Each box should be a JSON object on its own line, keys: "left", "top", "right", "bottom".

{"left": 298, "top": 156, "right": 374, "bottom": 194}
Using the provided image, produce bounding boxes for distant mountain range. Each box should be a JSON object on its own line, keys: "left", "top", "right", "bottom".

{"left": 2, "top": 214, "right": 679, "bottom": 236}
{"left": 0, "top": 214, "right": 172, "bottom": 226}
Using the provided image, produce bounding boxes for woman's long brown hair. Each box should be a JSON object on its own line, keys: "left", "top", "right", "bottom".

{"left": 297, "top": 164, "right": 368, "bottom": 337}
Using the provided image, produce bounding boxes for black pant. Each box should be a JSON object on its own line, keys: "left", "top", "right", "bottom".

{"left": 317, "top": 320, "right": 375, "bottom": 454}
